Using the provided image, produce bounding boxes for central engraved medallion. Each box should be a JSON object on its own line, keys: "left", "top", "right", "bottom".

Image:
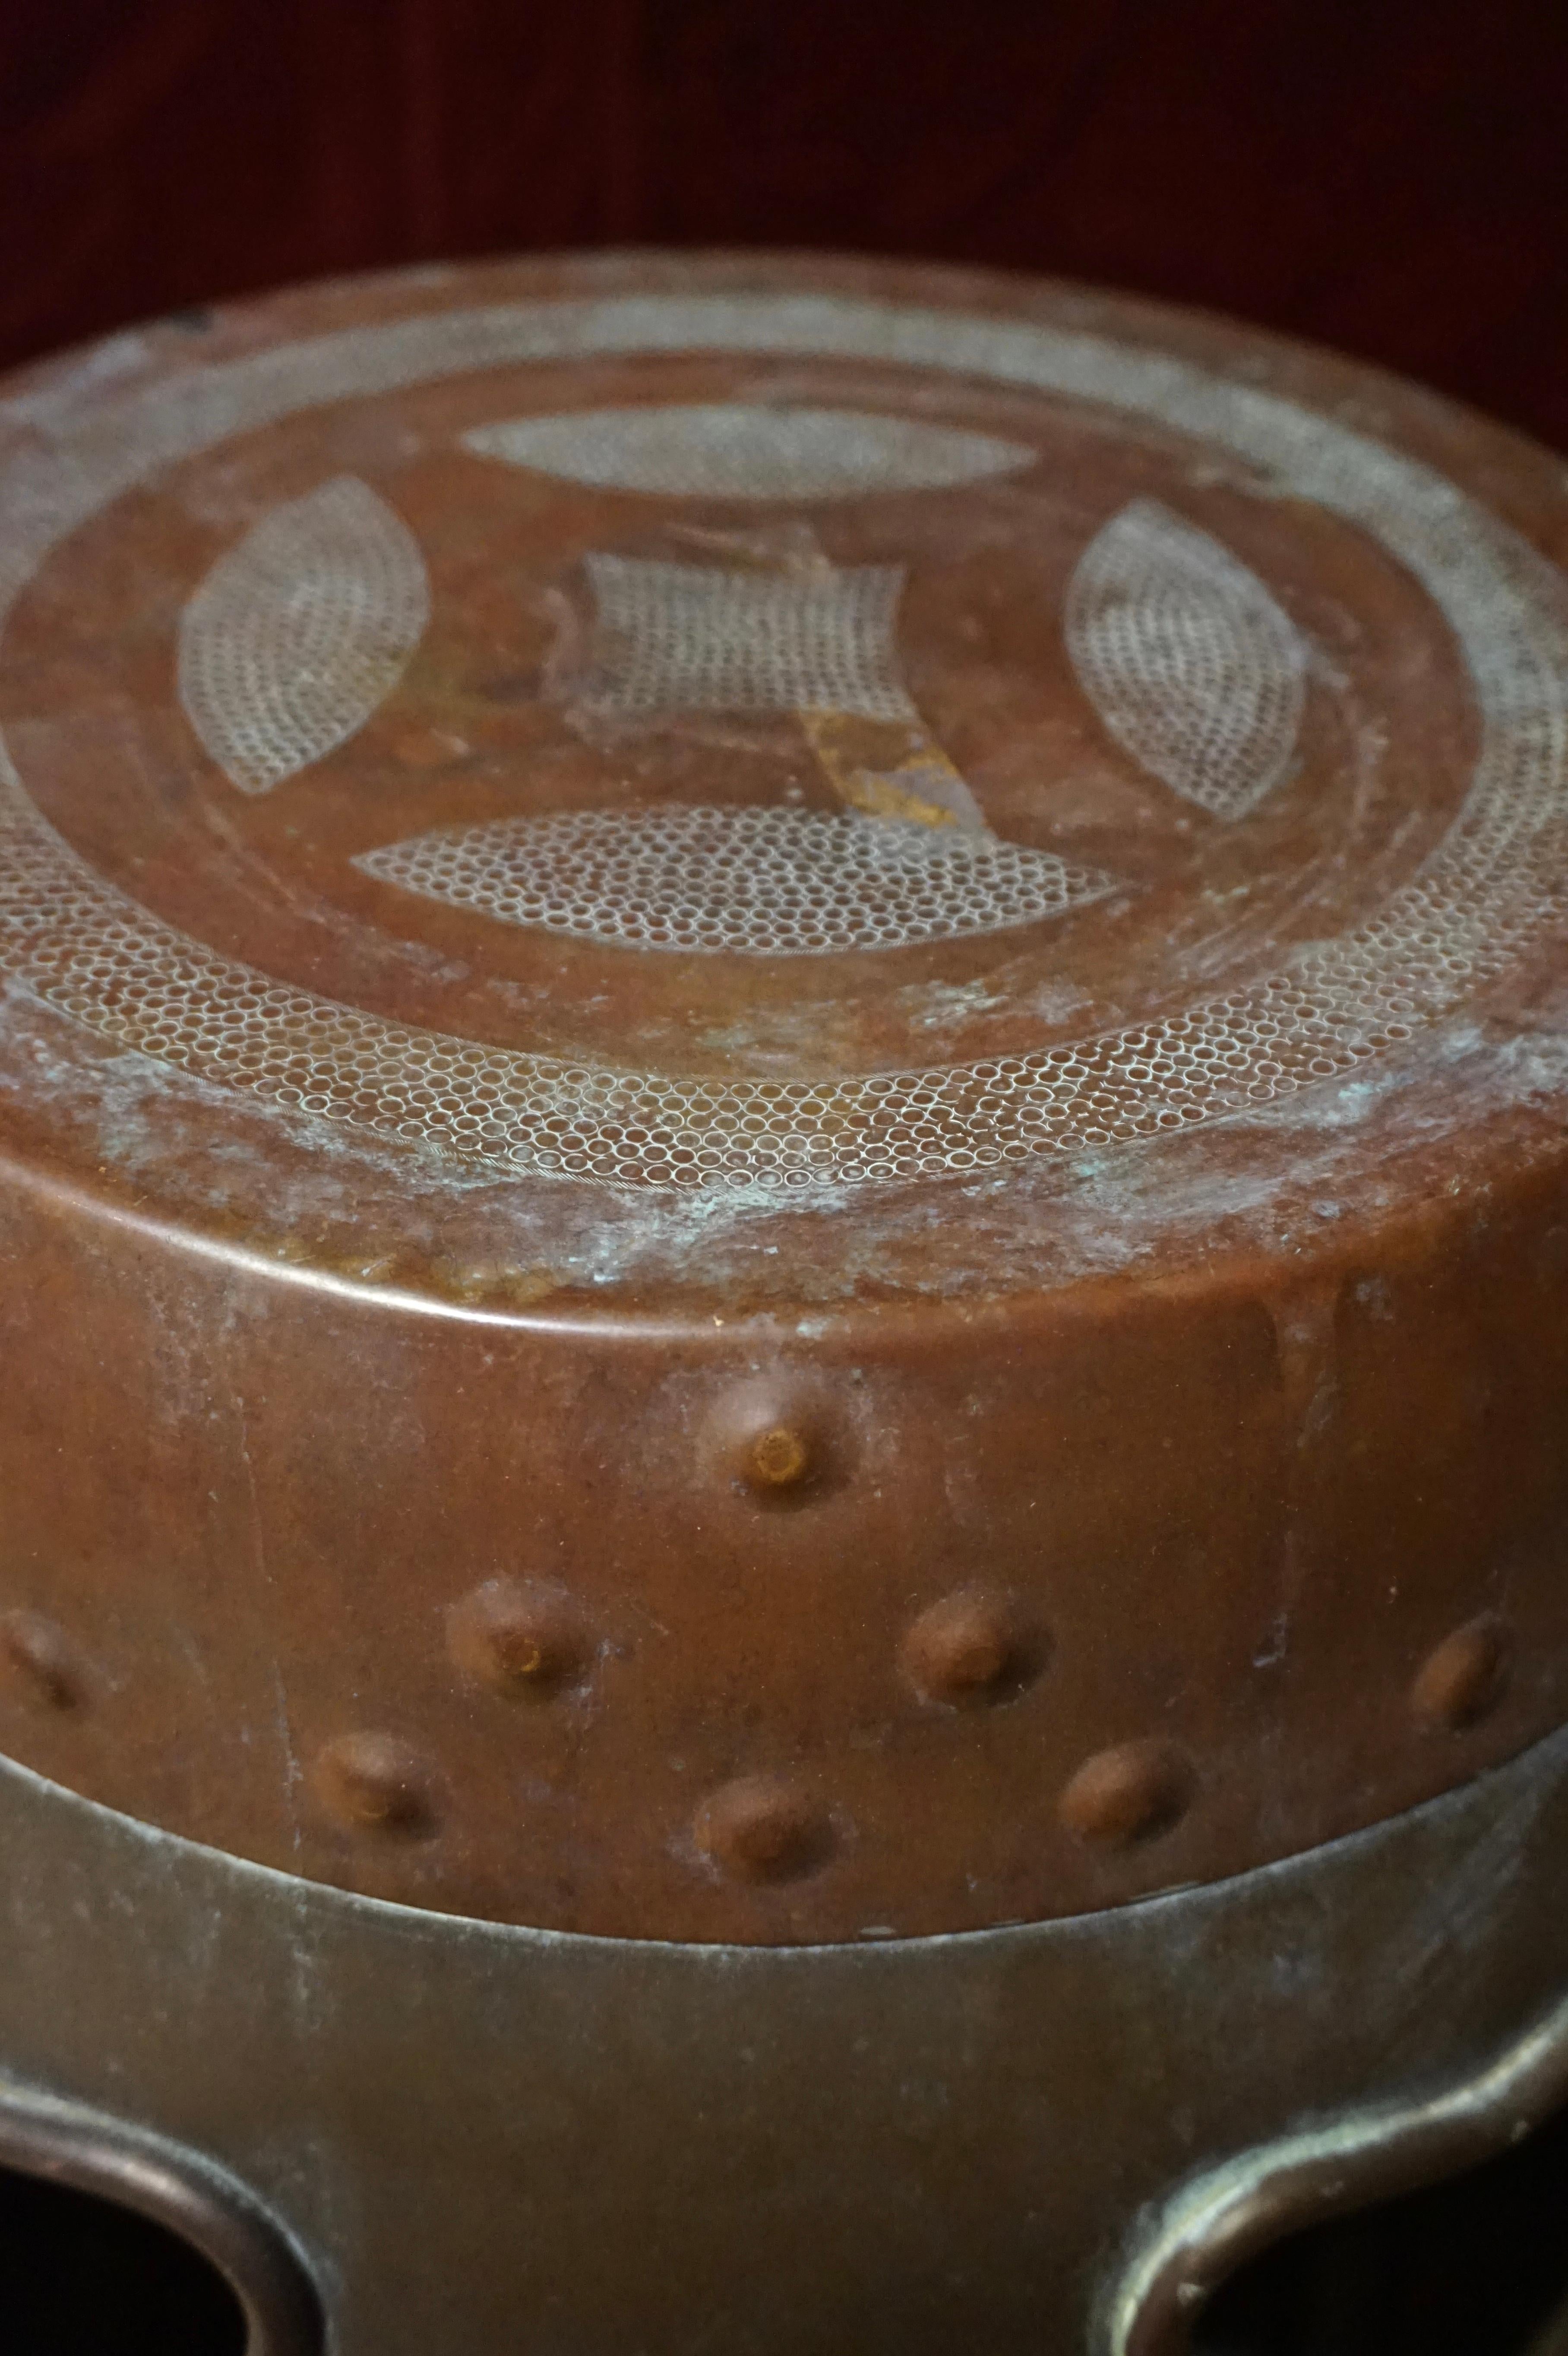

{"left": 0, "top": 291, "right": 1552, "bottom": 1189}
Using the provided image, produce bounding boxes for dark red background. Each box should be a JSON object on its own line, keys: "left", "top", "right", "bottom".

{"left": 3, "top": 0, "right": 1568, "bottom": 448}
{"left": 2, "top": 6, "right": 1568, "bottom": 2350}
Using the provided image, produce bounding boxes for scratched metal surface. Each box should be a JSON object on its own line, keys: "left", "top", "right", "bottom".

{"left": 0, "top": 1726, "right": 1565, "bottom": 2353}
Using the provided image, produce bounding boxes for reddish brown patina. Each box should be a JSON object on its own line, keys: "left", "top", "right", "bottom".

{"left": 0, "top": 253, "right": 1565, "bottom": 1944}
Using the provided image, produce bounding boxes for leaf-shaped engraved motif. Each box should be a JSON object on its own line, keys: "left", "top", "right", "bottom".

{"left": 177, "top": 477, "right": 430, "bottom": 795}
{"left": 354, "top": 806, "right": 1115, "bottom": 958}
{"left": 1065, "top": 499, "right": 1308, "bottom": 821}
{"left": 462, "top": 405, "right": 1035, "bottom": 501}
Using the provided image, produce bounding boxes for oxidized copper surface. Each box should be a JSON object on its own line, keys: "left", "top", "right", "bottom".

{"left": 2, "top": 253, "right": 1568, "bottom": 1943}
{"left": 3, "top": 1721, "right": 1568, "bottom": 2356}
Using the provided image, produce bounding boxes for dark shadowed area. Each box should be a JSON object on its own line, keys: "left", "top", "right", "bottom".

{"left": 1, "top": 0, "right": 1567, "bottom": 448}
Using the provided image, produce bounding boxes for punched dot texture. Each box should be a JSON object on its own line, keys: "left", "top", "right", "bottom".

{"left": 177, "top": 475, "right": 430, "bottom": 795}
{"left": 584, "top": 556, "right": 917, "bottom": 720}
{"left": 355, "top": 805, "right": 1115, "bottom": 956}
{"left": 0, "top": 292, "right": 1562, "bottom": 1193}
{"left": 462, "top": 402, "right": 1036, "bottom": 500}
{"left": 1066, "top": 497, "right": 1307, "bottom": 821}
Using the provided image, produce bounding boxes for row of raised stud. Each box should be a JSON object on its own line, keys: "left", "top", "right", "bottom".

{"left": 0, "top": 1584, "right": 1050, "bottom": 1713}
{"left": 0, "top": 1579, "right": 1511, "bottom": 1729}
{"left": 0, "top": 1595, "right": 1514, "bottom": 1746}
{"left": 307, "top": 1727, "right": 1199, "bottom": 1873}
{"left": 0, "top": 1602, "right": 1512, "bottom": 1885}
{"left": 449, "top": 1578, "right": 1041, "bottom": 1709}
{"left": 448, "top": 1579, "right": 1514, "bottom": 1729}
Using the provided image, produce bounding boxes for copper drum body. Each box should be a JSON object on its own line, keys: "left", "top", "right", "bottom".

{"left": 0, "top": 251, "right": 1566, "bottom": 2350}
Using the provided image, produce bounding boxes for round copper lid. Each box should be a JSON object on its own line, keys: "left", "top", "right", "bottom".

{"left": 0, "top": 251, "right": 1566, "bottom": 1943}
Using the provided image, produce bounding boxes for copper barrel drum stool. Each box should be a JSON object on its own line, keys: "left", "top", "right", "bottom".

{"left": 0, "top": 251, "right": 1566, "bottom": 2353}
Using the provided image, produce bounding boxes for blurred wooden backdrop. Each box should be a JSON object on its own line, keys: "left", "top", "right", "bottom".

{"left": 2, "top": 0, "right": 1567, "bottom": 444}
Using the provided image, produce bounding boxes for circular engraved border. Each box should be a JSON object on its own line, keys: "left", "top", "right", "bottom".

{"left": 2, "top": 293, "right": 1568, "bottom": 1191}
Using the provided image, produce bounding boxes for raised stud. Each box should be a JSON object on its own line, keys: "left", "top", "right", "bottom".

{"left": 0, "top": 1610, "right": 83, "bottom": 1710}
{"left": 901, "top": 1588, "right": 1040, "bottom": 1707}
{"left": 694, "top": 1775, "right": 836, "bottom": 1884}
{"left": 1058, "top": 1738, "right": 1194, "bottom": 1847}
{"left": 1411, "top": 1615, "right": 1511, "bottom": 1732}
{"left": 447, "top": 1580, "right": 590, "bottom": 1698}
{"left": 313, "top": 1732, "right": 433, "bottom": 1834}
{"left": 742, "top": 1424, "right": 814, "bottom": 1494}
{"left": 702, "top": 1376, "right": 850, "bottom": 1507}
